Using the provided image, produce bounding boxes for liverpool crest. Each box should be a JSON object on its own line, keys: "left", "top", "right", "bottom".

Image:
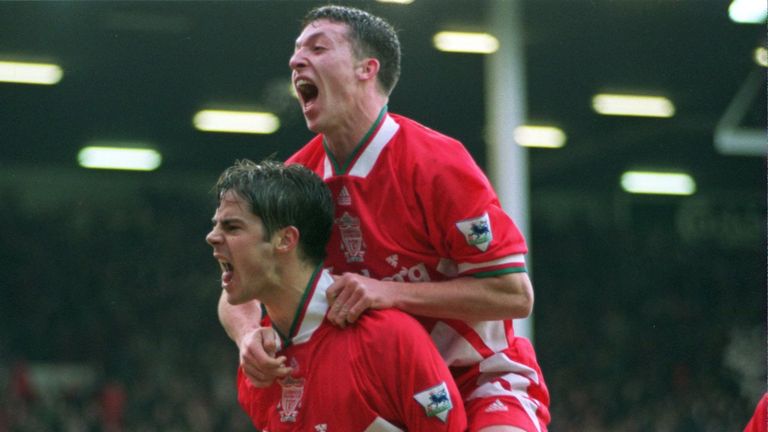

{"left": 336, "top": 212, "right": 366, "bottom": 263}
{"left": 277, "top": 359, "right": 304, "bottom": 422}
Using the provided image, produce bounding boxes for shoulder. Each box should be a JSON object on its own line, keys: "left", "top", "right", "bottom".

{"left": 389, "top": 113, "right": 481, "bottom": 175}
{"left": 354, "top": 309, "right": 430, "bottom": 347}
{"left": 360, "top": 308, "right": 419, "bottom": 328}
{"left": 286, "top": 134, "right": 324, "bottom": 165}
{"left": 390, "top": 113, "right": 465, "bottom": 151}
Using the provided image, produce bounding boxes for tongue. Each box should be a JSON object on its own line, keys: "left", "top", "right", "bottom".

{"left": 223, "top": 271, "right": 233, "bottom": 284}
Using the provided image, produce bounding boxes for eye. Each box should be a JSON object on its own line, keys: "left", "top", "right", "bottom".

{"left": 217, "top": 221, "right": 241, "bottom": 233}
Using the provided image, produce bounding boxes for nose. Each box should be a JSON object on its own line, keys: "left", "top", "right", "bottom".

{"left": 206, "top": 228, "right": 221, "bottom": 246}
{"left": 289, "top": 49, "right": 306, "bottom": 71}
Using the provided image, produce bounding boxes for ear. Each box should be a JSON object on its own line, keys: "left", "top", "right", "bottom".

{"left": 273, "top": 226, "right": 300, "bottom": 255}
{"left": 356, "top": 57, "right": 380, "bottom": 81}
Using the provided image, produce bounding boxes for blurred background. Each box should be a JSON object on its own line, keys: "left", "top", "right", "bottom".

{"left": 0, "top": 0, "right": 765, "bottom": 431}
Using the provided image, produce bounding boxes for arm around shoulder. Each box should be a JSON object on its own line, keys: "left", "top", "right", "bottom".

{"left": 389, "top": 271, "right": 534, "bottom": 322}
{"left": 217, "top": 291, "right": 262, "bottom": 345}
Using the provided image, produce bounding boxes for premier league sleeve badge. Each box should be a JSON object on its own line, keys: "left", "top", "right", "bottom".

{"left": 455, "top": 212, "right": 493, "bottom": 252}
{"left": 413, "top": 381, "right": 453, "bottom": 422}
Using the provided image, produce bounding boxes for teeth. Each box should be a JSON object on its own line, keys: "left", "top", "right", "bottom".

{"left": 219, "top": 261, "right": 232, "bottom": 272}
{"left": 296, "top": 79, "right": 311, "bottom": 87}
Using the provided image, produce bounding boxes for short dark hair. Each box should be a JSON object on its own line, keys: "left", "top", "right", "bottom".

{"left": 303, "top": 5, "right": 401, "bottom": 96}
{"left": 214, "top": 159, "right": 332, "bottom": 265}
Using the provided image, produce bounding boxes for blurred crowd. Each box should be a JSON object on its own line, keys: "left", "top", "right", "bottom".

{"left": 0, "top": 185, "right": 764, "bottom": 431}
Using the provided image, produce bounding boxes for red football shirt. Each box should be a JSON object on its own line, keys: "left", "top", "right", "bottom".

{"left": 287, "top": 111, "right": 550, "bottom": 426}
{"left": 237, "top": 269, "right": 466, "bottom": 431}
{"left": 745, "top": 393, "right": 768, "bottom": 432}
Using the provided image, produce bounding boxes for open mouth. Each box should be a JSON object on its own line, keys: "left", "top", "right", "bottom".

{"left": 219, "top": 260, "right": 234, "bottom": 285}
{"left": 296, "top": 79, "right": 319, "bottom": 109}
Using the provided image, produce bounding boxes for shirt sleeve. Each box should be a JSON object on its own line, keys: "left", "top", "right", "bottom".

{"left": 236, "top": 366, "right": 274, "bottom": 430}
{"left": 744, "top": 393, "right": 768, "bottom": 432}
{"left": 416, "top": 143, "right": 528, "bottom": 277}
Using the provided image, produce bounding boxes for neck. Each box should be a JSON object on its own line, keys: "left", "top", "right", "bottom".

{"left": 324, "top": 96, "right": 387, "bottom": 164}
{"left": 262, "top": 261, "right": 318, "bottom": 338}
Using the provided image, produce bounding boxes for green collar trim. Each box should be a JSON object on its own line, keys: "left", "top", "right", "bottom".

{"left": 270, "top": 264, "right": 323, "bottom": 350}
{"left": 324, "top": 105, "right": 388, "bottom": 175}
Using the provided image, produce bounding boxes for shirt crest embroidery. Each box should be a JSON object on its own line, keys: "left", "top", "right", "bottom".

{"left": 277, "top": 359, "right": 304, "bottom": 423}
{"left": 455, "top": 213, "right": 493, "bottom": 252}
{"left": 413, "top": 381, "right": 453, "bottom": 422}
{"left": 337, "top": 212, "right": 366, "bottom": 263}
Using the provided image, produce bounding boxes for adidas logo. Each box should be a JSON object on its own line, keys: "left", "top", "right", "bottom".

{"left": 386, "top": 254, "right": 399, "bottom": 267}
{"left": 484, "top": 399, "right": 508, "bottom": 413}
{"left": 338, "top": 187, "right": 351, "bottom": 206}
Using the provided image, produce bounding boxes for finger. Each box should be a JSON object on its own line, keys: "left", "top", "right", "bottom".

{"left": 325, "top": 277, "right": 344, "bottom": 303}
{"left": 330, "top": 302, "right": 351, "bottom": 327}
{"left": 273, "top": 355, "right": 288, "bottom": 369}
{"left": 344, "top": 284, "right": 371, "bottom": 320}
{"left": 273, "top": 357, "right": 293, "bottom": 377}
{"left": 261, "top": 329, "right": 282, "bottom": 356}
{"left": 243, "top": 365, "right": 273, "bottom": 388}
{"left": 243, "top": 346, "right": 271, "bottom": 365}
{"left": 328, "top": 286, "right": 354, "bottom": 325}
{"left": 242, "top": 356, "right": 290, "bottom": 386}
{"left": 346, "top": 295, "right": 370, "bottom": 324}
{"left": 264, "top": 356, "right": 291, "bottom": 377}
{"left": 243, "top": 352, "right": 284, "bottom": 368}
{"left": 245, "top": 365, "right": 292, "bottom": 388}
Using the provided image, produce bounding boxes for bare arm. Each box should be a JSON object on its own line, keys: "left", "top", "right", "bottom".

{"left": 218, "top": 292, "right": 262, "bottom": 344}
{"left": 326, "top": 272, "right": 533, "bottom": 326}
{"left": 218, "top": 292, "right": 291, "bottom": 386}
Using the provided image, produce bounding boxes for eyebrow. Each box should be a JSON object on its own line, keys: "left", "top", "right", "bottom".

{"left": 211, "top": 217, "right": 242, "bottom": 226}
{"left": 295, "top": 30, "right": 329, "bottom": 49}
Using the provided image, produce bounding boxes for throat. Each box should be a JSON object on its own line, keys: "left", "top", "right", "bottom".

{"left": 263, "top": 305, "right": 293, "bottom": 343}
{"left": 323, "top": 106, "right": 387, "bottom": 173}
{"left": 327, "top": 143, "right": 355, "bottom": 168}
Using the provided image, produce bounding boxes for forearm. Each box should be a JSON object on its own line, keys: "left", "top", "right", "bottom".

{"left": 217, "top": 291, "right": 263, "bottom": 345}
{"left": 389, "top": 272, "right": 533, "bottom": 322}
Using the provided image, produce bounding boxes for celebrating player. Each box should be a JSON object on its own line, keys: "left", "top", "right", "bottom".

{"left": 207, "top": 159, "right": 466, "bottom": 430}
{"left": 219, "top": 5, "right": 550, "bottom": 431}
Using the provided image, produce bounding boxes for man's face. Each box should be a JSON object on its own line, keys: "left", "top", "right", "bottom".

{"left": 206, "top": 191, "right": 278, "bottom": 305}
{"left": 289, "top": 19, "right": 361, "bottom": 134}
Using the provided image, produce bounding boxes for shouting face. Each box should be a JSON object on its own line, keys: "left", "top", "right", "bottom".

{"left": 206, "top": 191, "right": 279, "bottom": 305}
{"left": 289, "top": 19, "right": 364, "bottom": 135}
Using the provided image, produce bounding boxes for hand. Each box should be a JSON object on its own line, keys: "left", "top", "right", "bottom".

{"left": 239, "top": 327, "right": 292, "bottom": 387}
{"left": 325, "top": 273, "right": 393, "bottom": 327}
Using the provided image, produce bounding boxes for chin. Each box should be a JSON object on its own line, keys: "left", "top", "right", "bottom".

{"left": 226, "top": 292, "right": 246, "bottom": 305}
{"left": 305, "top": 119, "right": 321, "bottom": 134}
{"left": 303, "top": 112, "right": 325, "bottom": 133}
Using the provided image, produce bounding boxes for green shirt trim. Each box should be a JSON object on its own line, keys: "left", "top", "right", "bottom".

{"left": 472, "top": 266, "right": 527, "bottom": 279}
{"left": 324, "top": 105, "right": 388, "bottom": 175}
{"left": 270, "top": 264, "right": 323, "bottom": 350}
